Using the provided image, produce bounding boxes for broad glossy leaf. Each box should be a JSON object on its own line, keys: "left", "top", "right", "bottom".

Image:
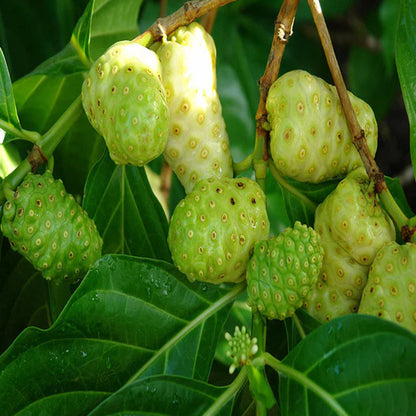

{"left": 347, "top": 46, "right": 398, "bottom": 119}
{"left": 396, "top": 0, "right": 416, "bottom": 180}
{"left": 53, "top": 114, "right": 105, "bottom": 196}
{"left": 88, "top": 375, "right": 231, "bottom": 416}
{"left": 0, "top": 255, "right": 238, "bottom": 415}
{"left": 0, "top": 48, "right": 21, "bottom": 133}
{"left": 379, "top": 0, "right": 401, "bottom": 73}
{"left": 88, "top": 0, "right": 143, "bottom": 61}
{"left": 385, "top": 175, "right": 414, "bottom": 218}
{"left": 12, "top": 73, "right": 83, "bottom": 134}
{"left": 280, "top": 314, "right": 416, "bottom": 415}
{"left": 270, "top": 175, "right": 338, "bottom": 227}
{"left": 0, "top": 242, "right": 74, "bottom": 353}
{"left": 0, "top": 247, "right": 49, "bottom": 353}
{"left": 83, "top": 152, "right": 170, "bottom": 260}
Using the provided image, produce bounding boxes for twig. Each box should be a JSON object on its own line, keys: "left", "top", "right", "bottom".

{"left": 135, "top": 0, "right": 236, "bottom": 46}
{"left": 306, "top": 0, "right": 385, "bottom": 192}
{"left": 252, "top": 0, "right": 300, "bottom": 190}
{"left": 307, "top": 0, "right": 413, "bottom": 240}
{"left": 256, "top": 0, "right": 300, "bottom": 148}
{"left": 200, "top": 7, "right": 219, "bottom": 33}
{"left": 159, "top": 0, "right": 168, "bottom": 18}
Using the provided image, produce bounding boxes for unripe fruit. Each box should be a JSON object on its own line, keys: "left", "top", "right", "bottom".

{"left": 266, "top": 70, "right": 377, "bottom": 183}
{"left": 303, "top": 168, "right": 395, "bottom": 322}
{"left": 359, "top": 241, "right": 416, "bottom": 333}
{"left": 1, "top": 171, "right": 103, "bottom": 284}
{"left": 168, "top": 177, "right": 270, "bottom": 284}
{"left": 156, "top": 22, "right": 233, "bottom": 193}
{"left": 246, "top": 221, "right": 324, "bottom": 320}
{"left": 82, "top": 41, "right": 169, "bottom": 166}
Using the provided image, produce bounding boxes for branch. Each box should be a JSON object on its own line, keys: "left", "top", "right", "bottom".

{"left": 135, "top": 0, "right": 236, "bottom": 46}
{"left": 256, "top": 0, "right": 300, "bottom": 132}
{"left": 253, "top": 0, "right": 300, "bottom": 190}
{"left": 307, "top": 0, "right": 413, "bottom": 239}
{"left": 306, "top": 0, "right": 384, "bottom": 191}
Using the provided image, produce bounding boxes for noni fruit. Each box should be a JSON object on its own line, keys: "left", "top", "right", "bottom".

{"left": 168, "top": 177, "right": 270, "bottom": 284}
{"left": 303, "top": 168, "right": 395, "bottom": 322}
{"left": 82, "top": 41, "right": 169, "bottom": 166}
{"left": 266, "top": 70, "right": 377, "bottom": 183}
{"left": 246, "top": 221, "right": 324, "bottom": 320}
{"left": 1, "top": 171, "right": 103, "bottom": 284}
{"left": 359, "top": 241, "right": 416, "bottom": 333}
{"left": 156, "top": 22, "right": 233, "bottom": 193}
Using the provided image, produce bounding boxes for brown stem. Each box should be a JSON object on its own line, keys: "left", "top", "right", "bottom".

{"left": 255, "top": 0, "right": 300, "bottom": 162}
{"left": 306, "top": 0, "right": 386, "bottom": 193}
{"left": 135, "top": 0, "right": 236, "bottom": 44}
{"left": 160, "top": 0, "right": 168, "bottom": 18}
{"left": 200, "top": 7, "right": 218, "bottom": 33}
{"left": 27, "top": 144, "right": 48, "bottom": 172}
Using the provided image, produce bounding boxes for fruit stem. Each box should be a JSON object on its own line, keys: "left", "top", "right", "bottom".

{"left": 292, "top": 313, "right": 306, "bottom": 339}
{"left": 269, "top": 161, "right": 317, "bottom": 211}
{"left": 202, "top": 366, "right": 248, "bottom": 416}
{"left": 0, "top": 119, "right": 42, "bottom": 144}
{"left": 256, "top": 352, "right": 349, "bottom": 416}
{"left": 233, "top": 154, "right": 253, "bottom": 175}
{"left": 379, "top": 188, "right": 409, "bottom": 238}
{"left": 251, "top": 311, "right": 270, "bottom": 416}
{"left": 134, "top": 0, "right": 237, "bottom": 45}
{"left": 0, "top": 96, "right": 83, "bottom": 204}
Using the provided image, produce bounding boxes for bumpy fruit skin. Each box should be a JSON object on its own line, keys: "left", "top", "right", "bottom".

{"left": 1, "top": 171, "right": 103, "bottom": 284}
{"left": 359, "top": 242, "right": 416, "bottom": 333}
{"left": 246, "top": 221, "right": 324, "bottom": 320}
{"left": 156, "top": 22, "right": 233, "bottom": 193}
{"left": 168, "top": 177, "right": 270, "bottom": 284}
{"left": 266, "top": 70, "right": 378, "bottom": 183}
{"left": 303, "top": 168, "right": 396, "bottom": 322}
{"left": 82, "top": 41, "right": 169, "bottom": 166}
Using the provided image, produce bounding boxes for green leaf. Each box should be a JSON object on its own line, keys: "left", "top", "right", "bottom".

{"left": 269, "top": 174, "right": 338, "bottom": 227}
{"left": 53, "top": 114, "right": 105, "bottom": 196}
{"left": 379, "top": 0, "right": 401, "bottom": 73}
{"left": 88, "top": 375, "right": 231, "bottom": 415}
{"left": 11, "top": 0, "right": 144, "bottom": 132}
{"left": 385, "top": 175, "right": 414, "bottom": 218}
{"left": 396, "top": 0, "right": 416, "bottom": 180}
{"left": 12, "top": 73, "right": 83, "bottom": 134}
{"left": 280, "top": 314, "right": 416, "bottom": 415}
{"left": 0, "top": 48, "right": 21, "bottom": 134}
{"left": 347, "top": 46, "right": 398, "bottom": 119}
{"left": 83, "top": 152, "right": 170, "bottom": 260}
{"left": 0, "top": 249, "right": 49, "bottom": 354}
{"left": 87, "top": 0, "right": 143, "bottom": 61}
{"left": 0, "top": 255, "right": 238, "bottom": 415}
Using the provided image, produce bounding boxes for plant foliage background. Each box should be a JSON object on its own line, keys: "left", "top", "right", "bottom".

{"left": 0, "top": 0, "right": 416, "bottom": 415}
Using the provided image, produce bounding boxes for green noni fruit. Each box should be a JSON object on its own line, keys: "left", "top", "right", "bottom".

{"left": 303, "top": 168, "right": 395, "bottom": 323}
{"left": 246, "top": 221, "right": 324, "bottom": 320}
{"left": 156, "top": 22, "right": 233, "bottom": 193}
{"left": 1, "top": 171, "right": 103, "bottom": 284}
{"left": 266, "top": 70, "right": 377, "bottom": 183}
{"left": 168, "top": 177, "right": 270, "bottom": 284}
{"left": 359, "top": 241, "right": 416, "bottom": 333}
{"left": 82, "top": 41, "right": 169, "bottom": 166}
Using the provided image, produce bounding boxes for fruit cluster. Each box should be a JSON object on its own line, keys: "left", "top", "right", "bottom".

{"left": 79, "top": 22, "right": 411, "bottom": 331}
{"left": 4, "top": 21, "right": 413, "bottom": 335}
